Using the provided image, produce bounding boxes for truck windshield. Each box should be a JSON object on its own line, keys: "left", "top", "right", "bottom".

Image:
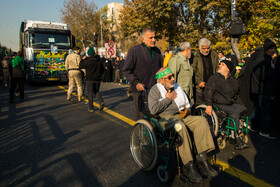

{"left": 30, "top": 32, "right": 70, "bottom": 49}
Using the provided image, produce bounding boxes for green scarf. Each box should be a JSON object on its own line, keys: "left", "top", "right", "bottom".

{"left": 142, "top": 42, "right": 155, "bottom": 61}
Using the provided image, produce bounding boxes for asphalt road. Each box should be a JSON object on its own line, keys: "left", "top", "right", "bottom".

{"left": 0, "top": 82, "right": 279, "bottom": 187}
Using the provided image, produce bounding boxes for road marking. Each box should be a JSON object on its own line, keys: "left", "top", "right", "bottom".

{"left": 58, "top": 85, "right": 135, "bottom": 126}
{"left": 58, "top": 85, "right": 275, "bottom": 187}
{"left": 215, "top": 160, "right": 274, "bottom": 187}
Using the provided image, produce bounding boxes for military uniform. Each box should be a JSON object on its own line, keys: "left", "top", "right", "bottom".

{"left": 65, "top": 52, "right": 83, "bottom": 101}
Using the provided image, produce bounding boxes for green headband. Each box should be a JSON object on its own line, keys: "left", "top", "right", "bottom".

{"left": 156, "top": 68, "right": 173, "bottom": 79}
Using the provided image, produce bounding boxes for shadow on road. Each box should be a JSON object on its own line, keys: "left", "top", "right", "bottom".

{"left": 0, "top": 84, "right": 103, "bottom": 186}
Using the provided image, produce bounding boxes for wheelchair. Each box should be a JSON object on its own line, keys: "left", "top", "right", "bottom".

{"left": 130, "top": 115, "right": 183, "bottom": 183}
{"left": 192, "top": 104, "right": 249, "bottom": 150}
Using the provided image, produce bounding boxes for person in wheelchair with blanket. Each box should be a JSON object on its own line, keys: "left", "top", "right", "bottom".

{"left": 204, "top": 59, "right": 249, "bottom": 150}
{"left": 148, "top": 67, "right": 218, "bottom": 183}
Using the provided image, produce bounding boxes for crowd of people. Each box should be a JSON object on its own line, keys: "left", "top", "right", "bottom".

{"left": 0, "top": 51, "right": 26, "bottom": 103}
{"left": 122, "top": 28, "right": 279, "bottom": 183}
{"left": 1, "top": 26, "right": 279, "bottom": 184}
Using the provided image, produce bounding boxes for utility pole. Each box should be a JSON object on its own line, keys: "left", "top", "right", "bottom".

{"left": 231, "top": 0, "right": 237, "bottom": 20}
{"left": 100, "top": 14, "right": 103, "bottom": 47}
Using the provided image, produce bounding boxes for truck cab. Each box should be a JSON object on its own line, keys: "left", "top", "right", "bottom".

{"left": 20, "top": 20, "right": 75, "bottom": 83}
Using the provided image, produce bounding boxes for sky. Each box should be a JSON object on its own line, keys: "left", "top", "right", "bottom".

{"left": 0, "top": 0, "right": 124, "bottom": 51}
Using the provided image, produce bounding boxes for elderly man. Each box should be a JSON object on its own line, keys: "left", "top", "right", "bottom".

{"left": 65, "top": 46, "right": 83, "bottom": 102}
{"left": 122, "top": 28, "right": 163, "bottom": 119}
{"left": 191, "top": 38, "right": 219, "bottom": 105}
{"left": 204, "top": 60, "right": 248, "bottom": 149}
{"left": 168, "top": 41, "right": 193, "bottom": 102}
{"left": 148, "top": 67, "right": 218, "bottom": 183}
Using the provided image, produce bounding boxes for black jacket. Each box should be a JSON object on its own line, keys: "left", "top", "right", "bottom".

{"left": 79, "top": 55, "right": 104, "bottom": 81}
{"left": 251, "top": 51, "right": 277, "bottom": 95}
{"left": 204, "top": 73, "right": 243, "bottom": 106}
{"left": 122, "top": 43, "right": 163, "bottom": 93}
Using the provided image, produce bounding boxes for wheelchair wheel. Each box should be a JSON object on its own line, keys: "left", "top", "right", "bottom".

{"left": 130, "top": 119, "right": 158, "bottom": 171}
{"left": 192, "top": 104, "right": 219, "bottom": 136}
{"left": 217, "top": 136, "right": 226, "bottom": 149}
{"left": 239, "top": 133, "right": 248, "bottom": 144}
{"left": 157, "top": 165, "right": 169, "bottom": 183}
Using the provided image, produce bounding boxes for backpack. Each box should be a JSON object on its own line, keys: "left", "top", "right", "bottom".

{"left": 12, "top": 64, "right": 25, "bottom": 78}
{"left": 229, "top": 18, "right": 246, "bottom": 35}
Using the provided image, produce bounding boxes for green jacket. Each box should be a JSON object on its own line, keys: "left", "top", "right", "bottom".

{"left": 10, "top": 56, "right": 25, "bottom": 72}
{"left": 168, "top": 52, "right": 193, "bottom": 100}
{"left": 191, "top": 50, "right": 219, "bottom": 93}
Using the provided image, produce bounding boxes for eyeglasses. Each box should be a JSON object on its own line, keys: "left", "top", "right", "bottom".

{"left": 163, "top": 74, "right": 174, "bottom": 80}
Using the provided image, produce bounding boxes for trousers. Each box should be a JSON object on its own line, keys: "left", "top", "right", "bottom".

{"left": 87, "top": 80, "right": 104, "bottom": 110}
{"left": 67, "top": 70, "right": 83, "bottom": 97}
{"left": 216, "top": 103, "right": 246, "bottom": 133}
{"left": 231, "top": 37, "right": 240, "bottom": 60}
{"left": 159, "top": 114, "right": 215, "bottom": 165}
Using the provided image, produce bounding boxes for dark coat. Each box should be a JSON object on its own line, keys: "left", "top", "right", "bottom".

{"left": 79, "top": 55, "right": 104, "bottom": 81}
{"left": 204, "top": 73, "right": 243, "bottom": 106}
{"left": 191, "top": 50, "right": 219, "bottom": 94}
{"left": 122, "top": 43, "right": 163, "bottom": 93}
{"left": 251, "top": 52, "right": 277, "bottom": 95}
{"left": 237, "top": 51, "right": 263, "bottom": 114}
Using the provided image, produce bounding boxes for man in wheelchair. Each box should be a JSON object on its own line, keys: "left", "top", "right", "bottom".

{"left": 204, "top": 59, "right": 249, "bottom": 150}
{"left": 148, "top": 67, "right": 218, "bottom": 183}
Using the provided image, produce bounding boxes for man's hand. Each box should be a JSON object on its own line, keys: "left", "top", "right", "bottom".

{"left": 136, "top": 83, "right": 145, "bottom": 91}
{"left": 205, "top": 106, "right": 212, "bottom": 116}
{"left": 179, "top": 105, "right": 188, "bottom": 119}
{"left": 82, "top": 56, "right": 87, "bottom": 60}
{"left": 166, "top": 89, "right": 177, "bottom": 101}
{"left": 199, "top": 82, "right": 206, "bottom": 88}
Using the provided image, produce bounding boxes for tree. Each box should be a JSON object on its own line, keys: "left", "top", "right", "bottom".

{"left": 119, "top": 0, "right": 280, "bottom": 56}
{"left": 119, "top": 0, "right": 179, "bottom": 50}
{"left": 60, "top": 0, "right": 101, "bottom": 50}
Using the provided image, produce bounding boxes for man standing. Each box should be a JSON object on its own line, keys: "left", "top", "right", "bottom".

{"left": 79, "top": 47, "right": 105, "bottom": 112}
{"left": 228, "top": 16, "right": 246, "bottom": 60}
{"left": 9, "top": 51, "right": 25, "bottom": 103}
{"left": 122, "top": 28, "right": 163, "bottom": 119}
{"left": 168, "top": 42, "right": 193, "bottom": 102}
{"left": 1, "top": 55, "right": 9, "bottom": 87}
{"left": 251, "top": 39, "right": 278, "bottom": 139}
{"left": 65, "top": 47, "right": 83, "bottom": 102}
{"left": 148, "top": 67, "right": 218, "bottom": 183}
{"left": 191, "top": 38, "right": 219, "bottom": 105}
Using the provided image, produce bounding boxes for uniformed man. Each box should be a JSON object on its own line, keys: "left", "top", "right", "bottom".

{"left": 65, "top": 46, "right": 83, "bottom": 102}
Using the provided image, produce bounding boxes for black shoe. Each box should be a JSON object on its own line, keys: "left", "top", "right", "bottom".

{"left": 67, "top": 98, "right": 74, "bottom": 102}
{"left": 99, "top": 102, "right": 105, "bottom": 111}
{"left": 88, "top": 108, "right": 94, "bottom": 113}
{"left": 182, "top": 161, "right": 203, "bottom": 183}
{"left": 196, "top": 159, "right": 218, "bottom": 178}
{"left": 234, "top": 138, "right": 249, "bottom": 150}
{"left": 229, "top": 137, "right": 236, "bottom": 144}
{"left": 259, "top": 131, "right": 277, "bottom": 140}
{"left": 196, "top": 152, "right": 218, "bottom": 178}
{"left": 248, "top": 124, "right": 257, "bottom": 132}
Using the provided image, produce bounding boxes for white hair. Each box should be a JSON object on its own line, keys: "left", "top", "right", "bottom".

{"left": 199, "top": 38, "right": 211, "bottom": 47}
{"left": 178, "top": 42, "right": 191, "bottom": 52}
